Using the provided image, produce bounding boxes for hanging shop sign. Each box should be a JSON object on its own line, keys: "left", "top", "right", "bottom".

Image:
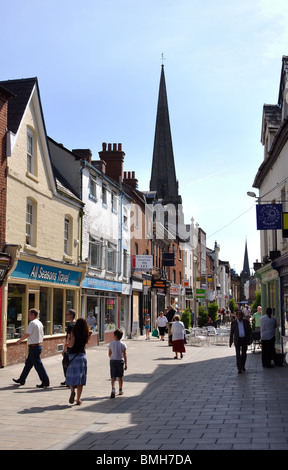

{"left": 0, "top": 254, "right": 11, "bottom": 286}
{"left": 256, "top": 204, "right": 282, "bottom": 230}
{"left": 196, "top": 288, "right": 206, "bottom": 298}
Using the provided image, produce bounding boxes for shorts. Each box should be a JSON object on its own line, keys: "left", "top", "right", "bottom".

{"left": 110, "top": 360, "right": 124, "bottom": 378}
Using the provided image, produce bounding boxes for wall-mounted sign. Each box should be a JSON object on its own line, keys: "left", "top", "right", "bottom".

{"left": 12, "top": 260, "right": 83, "bottom": 286}
{"left": 151, "top": 279, "right": 166, "bottom": 290}
{"left": 132, "top": 255, "right": 153, "bottom": 271}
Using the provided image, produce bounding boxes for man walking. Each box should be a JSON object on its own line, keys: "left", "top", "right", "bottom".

{"left": 13, "top": 308, "right": 50, "bottom": 388}
{"left": 260, "top": 307, "right": 277, "bottom": 368}
{"left": 229, "top": 310, "right": 252, "bottom": 374}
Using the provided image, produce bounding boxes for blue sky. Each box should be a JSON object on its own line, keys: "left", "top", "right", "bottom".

{"left": 2, "top": 0, "right": 288, "bottom": 274}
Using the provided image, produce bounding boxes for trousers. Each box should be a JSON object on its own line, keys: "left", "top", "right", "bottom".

{"left": 261, "top": 337, "right": 275, "bottom": 367}
{"left": 235, "top": 337, "right": 248, "bottom": 371}
{"left": 19, "top": 345, "right": 50, "bottom": 386}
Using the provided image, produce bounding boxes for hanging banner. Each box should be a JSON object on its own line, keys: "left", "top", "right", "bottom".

{"left": 256, "top": 204, "right": 282, "bottom": 230}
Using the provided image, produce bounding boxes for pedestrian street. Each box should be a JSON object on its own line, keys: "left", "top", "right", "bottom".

{"left": 0, "top": 334, "right": 288, "bottom": 453}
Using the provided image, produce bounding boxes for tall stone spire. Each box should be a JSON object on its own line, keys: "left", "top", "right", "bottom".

{"left": 149, "top": 65, "right": 182, "bottom": 206}
{"left": 241, "top": 238, "right": 250, "bottom": 281}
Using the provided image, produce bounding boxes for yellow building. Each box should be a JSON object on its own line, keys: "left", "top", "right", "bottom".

{"left": 1, "top": 78, "right": 86, "bottom": 366}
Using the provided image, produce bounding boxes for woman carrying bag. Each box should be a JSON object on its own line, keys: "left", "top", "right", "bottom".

{"left": 66, "top": 318, "right": 90, "bottom": 405}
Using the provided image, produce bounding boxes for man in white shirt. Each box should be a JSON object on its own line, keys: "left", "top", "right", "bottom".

{"left": 260, "top": 307, "right": 277, "bottom": 368}
{"left": 13, "top": 308, "right": 50, "bottom": 388}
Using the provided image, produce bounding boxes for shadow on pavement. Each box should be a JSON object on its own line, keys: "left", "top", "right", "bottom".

{"left": 53, "top": 350, "right": 288, "bottom": 451}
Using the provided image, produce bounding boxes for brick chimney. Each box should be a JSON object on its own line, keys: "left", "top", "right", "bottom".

{"left": 123, "top": 171, "right": 138, "bottom": 189}
{"left": 99, "top": 142, "right": 125, "bottom": 183}
{"left": 72, "top": 148, "right": 92, "bottom": 164}
{"left": 91, "top": 159, "right": 106, "bottom": 174}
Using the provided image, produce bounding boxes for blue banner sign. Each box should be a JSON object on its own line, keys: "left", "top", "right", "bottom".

{"left": 11, "top": 260, "right": 82, "bottom": 286}
{"left": 256, "top": 204, "right": 283, "bottom": 230}
{"left": 82, "top": 276, "right": 122, "bottom": 292}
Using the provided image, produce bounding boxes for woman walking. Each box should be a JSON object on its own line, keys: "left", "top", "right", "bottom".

{"left": 171, "top": 315, "right": 185, "bottom": 359}
{"left": 156, "top": 311, "right": 168, "bottom": 341}
{"left": 66, "top": 318, "right": 90, "bottom": 405}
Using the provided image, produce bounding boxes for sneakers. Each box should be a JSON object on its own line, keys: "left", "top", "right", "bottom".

{"left": 110, "top": 388, "right": 124, "bottom": 398}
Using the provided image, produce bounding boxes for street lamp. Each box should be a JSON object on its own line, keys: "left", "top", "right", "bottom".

{"left": 247, "top": 191, "right": 257, "bottom": 198}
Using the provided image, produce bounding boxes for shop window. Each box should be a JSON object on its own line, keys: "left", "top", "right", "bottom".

{"left": 66, "top": 289, "right": 75, "bottom": 311}
{"left": 53, "top": 288, "right": 64, "bottom": 334}
{"left": 87, "top": 296, "right": 100, "bottom": 334}
{"left": 105, "top": 297, "right": 116, "bottom": 331}
{"left": 7, "top": 284, "right": 26, "bottom": 339}
{"left": 40, "top": 286, "right": 50, "bottom": 335}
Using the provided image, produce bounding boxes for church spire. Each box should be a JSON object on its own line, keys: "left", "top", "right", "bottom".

{"left": 241, "top": 238, "right": 250, "bottom": 281}
{"left": 149, "top": 65, "right": 182, "bottom": 206}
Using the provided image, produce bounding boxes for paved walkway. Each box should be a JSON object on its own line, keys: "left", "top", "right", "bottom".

{"left": 1, "top": 335, "right": 288, "bottom": 451}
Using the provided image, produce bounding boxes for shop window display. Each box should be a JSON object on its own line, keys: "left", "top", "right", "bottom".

{"left": 7, "top": 284, "right": 26, "bottom": 339}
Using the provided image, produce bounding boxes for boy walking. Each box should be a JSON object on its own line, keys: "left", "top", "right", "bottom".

{"left": 108, "top": 329, "right": 127, "bottom": 398}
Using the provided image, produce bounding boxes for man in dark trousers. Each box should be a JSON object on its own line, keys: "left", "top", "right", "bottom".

{"left": 166, "top": 306, "right": 175, "bottom": 346}
{"left": 13, "top": 308, "right": 50, "bottom": 388}
{"left": 229, "top": 310, "right": 252, "bottom": 374}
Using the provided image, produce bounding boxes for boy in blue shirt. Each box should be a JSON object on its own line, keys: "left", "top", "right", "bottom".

{"left": 108, "top": 329, "right": 127, "bottom": 398}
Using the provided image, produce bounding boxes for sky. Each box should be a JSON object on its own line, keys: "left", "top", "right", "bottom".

{"left": 2, "top": 0, "right": 288, "bottom": 275}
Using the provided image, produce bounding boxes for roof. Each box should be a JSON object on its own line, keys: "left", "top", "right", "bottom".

{"left": 0, "top": 78, "right": 37, "bottom": 134}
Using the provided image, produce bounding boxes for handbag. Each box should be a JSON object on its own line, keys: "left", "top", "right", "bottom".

{"left": 63, "top": 351, "right": 79, "bottom": 368}
{"left": 152, "top": 328, "right": 159, "bottom": 338}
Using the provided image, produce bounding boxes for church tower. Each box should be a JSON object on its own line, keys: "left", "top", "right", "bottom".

{"left": 149, "top": 65, "right": 182, "bottom": 207}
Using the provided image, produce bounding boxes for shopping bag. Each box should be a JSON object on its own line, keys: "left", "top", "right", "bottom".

{"left": 152, "top": 328, "right": 159, "bottom": 338}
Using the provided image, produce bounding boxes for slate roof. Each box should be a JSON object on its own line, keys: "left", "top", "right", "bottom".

{"left": 0, "top": 78, "right": 37, "bottom": 134}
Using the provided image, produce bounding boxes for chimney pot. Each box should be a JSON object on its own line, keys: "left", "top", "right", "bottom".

{"left": 102, "top": 142, "right": 107, "bottom": 151}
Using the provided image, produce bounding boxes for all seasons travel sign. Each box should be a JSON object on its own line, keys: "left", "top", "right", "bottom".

{"left": 11, "top": 260, "right": 82, "bottom": 286}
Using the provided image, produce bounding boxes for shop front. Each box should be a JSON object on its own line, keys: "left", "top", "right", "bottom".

{"left": 2, "top": 253, "right": 86, "bottom": 366}
{"left": 81, "top": 276, "right": 125, "bottom": 344}
{"left": 272, "top": 253, "right": 288, "bottom": 352}
{"left": 256, "top": 262, "right": 281, "bottom": 351}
